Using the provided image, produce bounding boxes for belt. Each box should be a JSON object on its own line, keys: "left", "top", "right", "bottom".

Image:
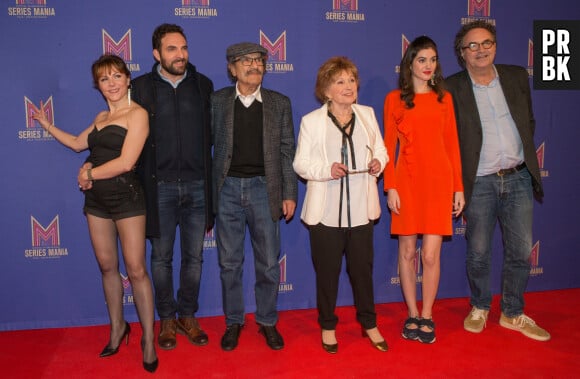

{"left": 496, "top": 162, "right": 526, "bottom": 176}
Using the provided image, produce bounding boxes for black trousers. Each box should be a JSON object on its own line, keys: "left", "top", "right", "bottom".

{"left": 309, "top": 222, "right": 377, "bottom": 330}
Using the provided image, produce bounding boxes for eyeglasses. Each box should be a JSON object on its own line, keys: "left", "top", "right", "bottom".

{"left": 235, "top": 56, "right": 265, "bottom": 66}
{"left": 462, "top": 39, "right": 495, "bottom": 51}
{"left": 347, "top": 145, "right": 374, "bottom": 175}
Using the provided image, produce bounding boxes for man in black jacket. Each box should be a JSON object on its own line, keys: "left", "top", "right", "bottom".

{"left": 446, "top": 20, "right": 549, "bottom": 341}
{"left": 132, "top": 23, "right": 214, "bottom": 350}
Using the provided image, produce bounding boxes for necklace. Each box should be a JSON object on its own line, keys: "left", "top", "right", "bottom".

{"left": 330, "top": 111, "right": 353, "bottom": 126}
{"left": 328, "top": 104, "right": 353, "bottom": 126}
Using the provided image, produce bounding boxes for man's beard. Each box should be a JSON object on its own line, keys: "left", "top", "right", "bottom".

{"left": 162, "top": 58, "right": 187, "bottom": 76}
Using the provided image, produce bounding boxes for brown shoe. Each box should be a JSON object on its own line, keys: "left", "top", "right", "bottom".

{"left": 158, "top": 318, "right": 177, "bottom": 350}
{"left": 177, "top": 317, "right": 209, "bottom": 346}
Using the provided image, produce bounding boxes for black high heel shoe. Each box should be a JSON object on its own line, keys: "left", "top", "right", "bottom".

{"left": 143, "top": 358, "right": 159, "bottom": 373}
{"left": 322, "top": 341, "right": 338, "bottom": 354}
{"left": 99, "top": 321, "right": 131, "bottom": 358}
{"left": 321, "top": 330, "right": 338, "bottom": 354}
{"left": 362, "top": 328, "right": 388, "bottom": 352}
{"left": 141, "top": 338, "right": 159, "bottom": 373}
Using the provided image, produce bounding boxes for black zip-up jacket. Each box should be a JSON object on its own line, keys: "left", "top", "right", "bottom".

{"left": 132, "top": 62, "right": 214, "bottom": 238}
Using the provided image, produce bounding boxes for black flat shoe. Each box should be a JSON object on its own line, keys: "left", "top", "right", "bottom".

{"left": 221, "top": 323, "right": 242, "bottom": 351}
{"left": 99, "top": 321, "right": 130, "bottom": 357}
{"left": 322, "top": 341, "right": 338, "bottom": 354}
{"left": 258, "top": 324, "right": 284, "bottom": 350}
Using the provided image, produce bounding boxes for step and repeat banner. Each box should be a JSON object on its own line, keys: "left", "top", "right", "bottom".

{"left": 1, "top": 0, "right": 579, "bottom": 330}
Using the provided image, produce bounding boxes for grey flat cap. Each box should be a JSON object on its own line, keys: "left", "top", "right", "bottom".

{"left": 226, "top": 42, "right": 268, "bottom": 62}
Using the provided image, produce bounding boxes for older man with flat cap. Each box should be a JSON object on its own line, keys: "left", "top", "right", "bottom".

{"left": 211, "top": 42, "right": 297, "bottom": 351}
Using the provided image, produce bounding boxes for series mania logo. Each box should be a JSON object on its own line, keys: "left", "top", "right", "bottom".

{"left": 19, "top": 96, "right": 54, "bottom": 141}
{"left": 203, "top": 228, "right": 216, "bottom": 250}
{"left": 395, "top": 34, "right": 410, "bottom": 73}
{"left": 175, "top": 0, "right": 218, "bottom": 18}
{"left": 325, "top": 0, "right": 365, "bottom": 23}
{"left": 7, "top": 0, "right": 55, "bottom": 19}
{"left": 454, "top": 215, "right": 467, "bottom": 236}
{"left": 461, "top": 0, "right": 495, "bottom": 26}
{"left": 25, "top": 215, "right": 69, "bottom": 259}
{"left": 121, "top": 273, "right": 135, "bottom": 305}
{"left": 529, "top": 241, "right": 543, "bottom": 276}
{"left": 278, "top": 254, "right": 293, "bottom": 293}
{"left": 260, "top": 31, "right": 294, "bottom": 74}
{"left": 390, "top": 248, "right": 422, "bottom": 285}
{"left": 537, "top": 142, "right": 549, "bottom": 177}
{"left": 102, "top": 29, "right": 140, "bottom": 73}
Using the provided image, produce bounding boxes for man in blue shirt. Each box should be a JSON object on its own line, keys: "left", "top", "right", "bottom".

{"left": 446, "top": 20, "right": 549, "bottom": 341}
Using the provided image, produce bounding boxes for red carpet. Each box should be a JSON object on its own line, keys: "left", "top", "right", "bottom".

{"left": 2, "top": 289, "right": 578, "bottom": 378}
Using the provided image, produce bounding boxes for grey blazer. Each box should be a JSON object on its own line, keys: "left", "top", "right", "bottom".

{"left": 211, "top": 86, "right": 298, "bottom": 221}
{"left": 446, "top": 64, "right": 544, "bottom": 205}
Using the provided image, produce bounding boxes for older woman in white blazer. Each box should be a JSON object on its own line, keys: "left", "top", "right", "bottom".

{"left": 293, "top": 57, "right": 389, "bottom": 354}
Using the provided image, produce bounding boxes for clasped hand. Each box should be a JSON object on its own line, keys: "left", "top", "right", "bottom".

{"left": 331, "top": 158, "right": 380, "bottom": 179}
{"left": 78, "top": 164, "right": 93, "bottom": 191}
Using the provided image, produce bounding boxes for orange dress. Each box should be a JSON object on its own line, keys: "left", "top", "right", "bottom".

{"left": 383, "top": 90, "right": 463, "bottom": 236}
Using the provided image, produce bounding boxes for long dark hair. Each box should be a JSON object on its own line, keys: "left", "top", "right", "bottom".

{"left": 398, "top": 36, "right": 445, "bottom": 108}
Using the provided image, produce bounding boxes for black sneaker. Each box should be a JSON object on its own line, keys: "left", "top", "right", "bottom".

{"left": 258, "top": 324, "right": 284, "bottom": 350}
{"left": 417, "top": 318, "right": 436, "bottom": 344}
{"left": 402, "top": 317, "right": 420, "bottom": 340}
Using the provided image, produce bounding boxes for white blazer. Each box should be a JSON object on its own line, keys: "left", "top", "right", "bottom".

{"left": 293, "top": 103, "right": 389, "bottom": 226}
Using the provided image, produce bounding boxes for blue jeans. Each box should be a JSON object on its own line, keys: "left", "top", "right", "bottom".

{"left": 216, "top": 176, "right": 281, "bottom": 326}
{"left": 150, "top": 180, "right": 206, "bottom": 319}
{"left": 464, "top": 168, "right": 533, "bottom": 317}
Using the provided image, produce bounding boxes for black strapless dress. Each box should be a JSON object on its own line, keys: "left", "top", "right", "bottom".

{"left": 83, "top": 125, "right": 145, "bottom": 220}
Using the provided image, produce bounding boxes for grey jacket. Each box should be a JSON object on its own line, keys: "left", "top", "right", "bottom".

{"left": 211, "top": 86, "right": 297, "bottom": 221}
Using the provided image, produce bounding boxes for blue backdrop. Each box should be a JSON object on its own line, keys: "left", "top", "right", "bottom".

{"left": 1, "top": 0, "right": 579, "bottom": 331}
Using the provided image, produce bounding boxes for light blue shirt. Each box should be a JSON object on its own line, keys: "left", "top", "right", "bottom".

{"left": 156, "top": 65, "right": 187, "bottom": 89}
{"left": 471, "top": 66, "right": 524, "bottom": 176}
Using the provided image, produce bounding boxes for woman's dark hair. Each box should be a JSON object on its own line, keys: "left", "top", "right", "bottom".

{"left": 398, "top": 36, "right": 445, "bottom": 108}
{"left": 315, "top": 56, "right": 359, "bottom": 104}
{"left": 91, "top": 54, "right": 130, "bottom": 89}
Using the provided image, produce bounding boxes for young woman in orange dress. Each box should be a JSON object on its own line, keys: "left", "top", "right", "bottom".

{"left": 383, "top": 36, "right": 465, "bottom": 344}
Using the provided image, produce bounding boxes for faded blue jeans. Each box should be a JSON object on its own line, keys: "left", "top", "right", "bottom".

{"left": 464, "top": 168, "right": 533, "bottom": 317}
{"left": 216, "top": 176, "right": 281, "bottom": 326}
{"left": 150, "top": 180, "right": 206, "bottom": 320}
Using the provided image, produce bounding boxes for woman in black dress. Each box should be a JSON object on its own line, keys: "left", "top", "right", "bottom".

{"left": 33, "top": 54, "right": 157, "bottom": 373}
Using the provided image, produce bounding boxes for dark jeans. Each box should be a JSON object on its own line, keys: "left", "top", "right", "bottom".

{"left": 150, "top": 180, "right": 206, "bottom": 319}
{"left": 465, "top": 168, "right": 534, "bottom": 317}
{"left": 216, "top": 176, "right": 281, "bottom": 326}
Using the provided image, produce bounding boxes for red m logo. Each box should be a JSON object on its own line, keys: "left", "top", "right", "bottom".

{"left": 260, "top": 31, "right": 286, "bottom": 61}
{"left": 102, "top": 29, "right": 132, "bottom": 61}
{"left": 468, "top": 0, "right": 490, "bottom": 17}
